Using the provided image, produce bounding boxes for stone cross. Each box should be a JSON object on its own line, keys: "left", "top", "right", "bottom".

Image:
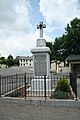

{"left": 37, "top": 22, "right": 46, "bottom": 38}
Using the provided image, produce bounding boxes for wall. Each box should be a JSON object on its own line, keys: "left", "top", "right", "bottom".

{"left": 51, "top": 61, "right": 71, "bottom": 73}
{"left": 19, "top": 59, "right": 33, "bottom": 67}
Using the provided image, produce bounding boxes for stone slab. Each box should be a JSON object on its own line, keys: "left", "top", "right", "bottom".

{"left": 34, "top": 54, "right": 46, "bottom": 76}
{"left": 28, "top": 77, "right": 51, "bottom": 92}
{"left": 36, "top": 39, "right": 46, "bottom": 47}
{"left": 30, "top": 47, "right": 50, "bottom": 53}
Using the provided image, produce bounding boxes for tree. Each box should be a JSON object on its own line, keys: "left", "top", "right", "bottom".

{"left": 46, "top": 41, "right": 54, "bottom": 61}
{"left": 0, "top": 57, "right": 6, "bottom": 64}
{"left": 6, "top": 59, "right": 14, "bottom": 67}
{"left": 53, "top": 35, "right": 67, "bottom": 61}
{"left": 64, "top": 17, "right": 80, "bottom": 54}
{"left": 53, "top": 17, "right": 80, "bottom": 61}
{"left": 14, "top": 59, "right": 19, "bottom": 66}
{"left": 0, "top": 55, "right": 19, "bottom": 67}
{"left": 6, "top": 54, "right": 14, "bottom": 67}
{"left": 0, "top": 57, "right": 5, "bottom": 60}
{"left": 7, "top": 54, "right": 13, "bottom": 60}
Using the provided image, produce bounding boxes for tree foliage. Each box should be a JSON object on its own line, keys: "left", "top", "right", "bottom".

{"left": 46, "top": 42, "right": 54, "bottom": 61}
{"left": 6, "top": 59, "right": 14, "bottom": 67}
{"left": 0, "top": 54, "right": 19, "bottom": 67}
{"left": 7, "top": 54, "right": 13, "bottom": 60}
{"left": 47, "top": 17, "right": 80, "bottom": 61}
{"left": 0, "top": 57, "right": 6, "bottom": 64}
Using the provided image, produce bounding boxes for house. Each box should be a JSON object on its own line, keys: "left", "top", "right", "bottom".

{"left": 16, "top": 56, "right": 33, "bottom": 67}
{"left": 65, "top": 54, "right": 80, "bottom": 76}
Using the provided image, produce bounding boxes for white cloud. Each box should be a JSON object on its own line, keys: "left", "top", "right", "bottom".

{"left": 31, "top": 30, "right": 53, "bottom": 43}
{"left": 0, "top": 0, "right": 34, "bottom": 57}
{"left": 0, "top": 0, "right": 32, "bottom": 33}
{"left": 39, "top": 0, "right": 80, "bottom": 31}
{"left": 0, "top": 31, "right": 37, "bottom": 57}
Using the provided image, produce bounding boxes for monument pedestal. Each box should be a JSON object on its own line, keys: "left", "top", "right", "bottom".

{"left": 31, "top": 47, "right": 50, "bottom": 76}
{"left": 28, "top": 76, "right": 51, "bottom": 96}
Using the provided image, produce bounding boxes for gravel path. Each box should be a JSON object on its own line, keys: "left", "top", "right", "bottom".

{"left": 0, "top": 101, "right": 80, "bottom": 120}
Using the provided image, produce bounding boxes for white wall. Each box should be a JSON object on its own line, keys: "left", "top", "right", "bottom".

{"left": 58, "top": 67, "right": 71, "bottom": 73}
{"left": 51, "top": 62, "right": 57, "bottom": 71}
{"left": 51, "top": 61, "right": 71, "bottom": 73}
{"left": 19, "top": 59, "right": 33, "bottom": 67}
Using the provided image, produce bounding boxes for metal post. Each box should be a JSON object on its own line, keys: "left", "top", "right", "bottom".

{"left": 75, "top": 74, "right": 77, "bottom": 100}
{"left": 24, "top": 73, "right": 26, "bottom": 99}
{"left": 16, "top": 73, "right": 18, "bottom": 87}
{"left": 70, "top": 73, "right": 77, "bottom": 100}
{"left": 44, "top": 75, "right": 46, "bottom": 100}
{"left": 0, "top": 75, "right": 1, "bottom": 97}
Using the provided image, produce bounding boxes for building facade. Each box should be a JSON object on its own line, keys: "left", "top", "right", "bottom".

{"left": 16, "top": 56, "right": 33, "bottom": 67}
{"left": 65, "top": 54, "right": 80, "bottom": 77}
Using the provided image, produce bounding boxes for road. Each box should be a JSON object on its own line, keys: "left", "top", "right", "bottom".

{"left": 0, "top": 100, "right": 80, "bottom": 120}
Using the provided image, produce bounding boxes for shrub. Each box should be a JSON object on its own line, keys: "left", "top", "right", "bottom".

{"left": 10, "top": 91, "right": 21, "bottom": 97}
{"left": 57, "top": 78, "right": 70, "bottom": 92}
{"left": 51, "top": 78, "right": 71, "bottom": 99}
{"left": 54, "top": 91, "right": 68, "bottom": 99}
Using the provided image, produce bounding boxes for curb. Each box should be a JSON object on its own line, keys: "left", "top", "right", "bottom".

{"left": 0, "top": 97, "right": 80, "bottom": 108}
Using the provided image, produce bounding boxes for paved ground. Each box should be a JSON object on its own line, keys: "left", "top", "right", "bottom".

{"left": 0, "top": 66, "right": 33, "bottom": 76}
{"left": 0, "top": 100, "right": 80, "bottom": 120}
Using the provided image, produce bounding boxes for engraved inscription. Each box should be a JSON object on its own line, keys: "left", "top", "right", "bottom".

{"left": 34, "top": 55, "right": 46, "bottom": 76}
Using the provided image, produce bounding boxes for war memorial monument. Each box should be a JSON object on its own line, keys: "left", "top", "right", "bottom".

{"left": 31, "top": 21, "right": 50, "bottom": 76}
{"left": 30, "top": 22, "right": 51, "bottom": 92}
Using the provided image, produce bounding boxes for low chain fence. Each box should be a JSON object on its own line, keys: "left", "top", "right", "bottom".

{"left": 0, "top": 73, "right": 77, "bottom": 100}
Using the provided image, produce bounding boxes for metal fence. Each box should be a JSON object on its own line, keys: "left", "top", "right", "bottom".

{"left": 0, "top": 73, "right": 77, "bottom": 99}
{"left": 0, "top": 73, "right": 26, "bottom": 97}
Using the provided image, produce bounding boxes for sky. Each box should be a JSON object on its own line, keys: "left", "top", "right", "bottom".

{"left": 0, "top": 0, "right": 80, "bottom": 58}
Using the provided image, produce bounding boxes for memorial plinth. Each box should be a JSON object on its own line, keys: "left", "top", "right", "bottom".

{"left": 28, "top": 76, "right": 51, "bottom": 94}
{"left": 31, "top": 46, "right": 50, "bottom": 76}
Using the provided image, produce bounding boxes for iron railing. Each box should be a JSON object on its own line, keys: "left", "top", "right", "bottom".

{"left": 0, "top": 73, "right": 76, "bottom": 99}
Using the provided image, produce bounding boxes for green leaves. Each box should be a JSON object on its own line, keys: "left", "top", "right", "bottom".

{"left": 46, "top": 41, "right": 54, "bottom": 61}
{"left": 0, "top": 54, "right": 19, "bottom": 67}
{"left": 57, "top": 78, "right": 70, "bottom": 92}
{"left": 47, "top": 17, "right": 80, "bottom": 62}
